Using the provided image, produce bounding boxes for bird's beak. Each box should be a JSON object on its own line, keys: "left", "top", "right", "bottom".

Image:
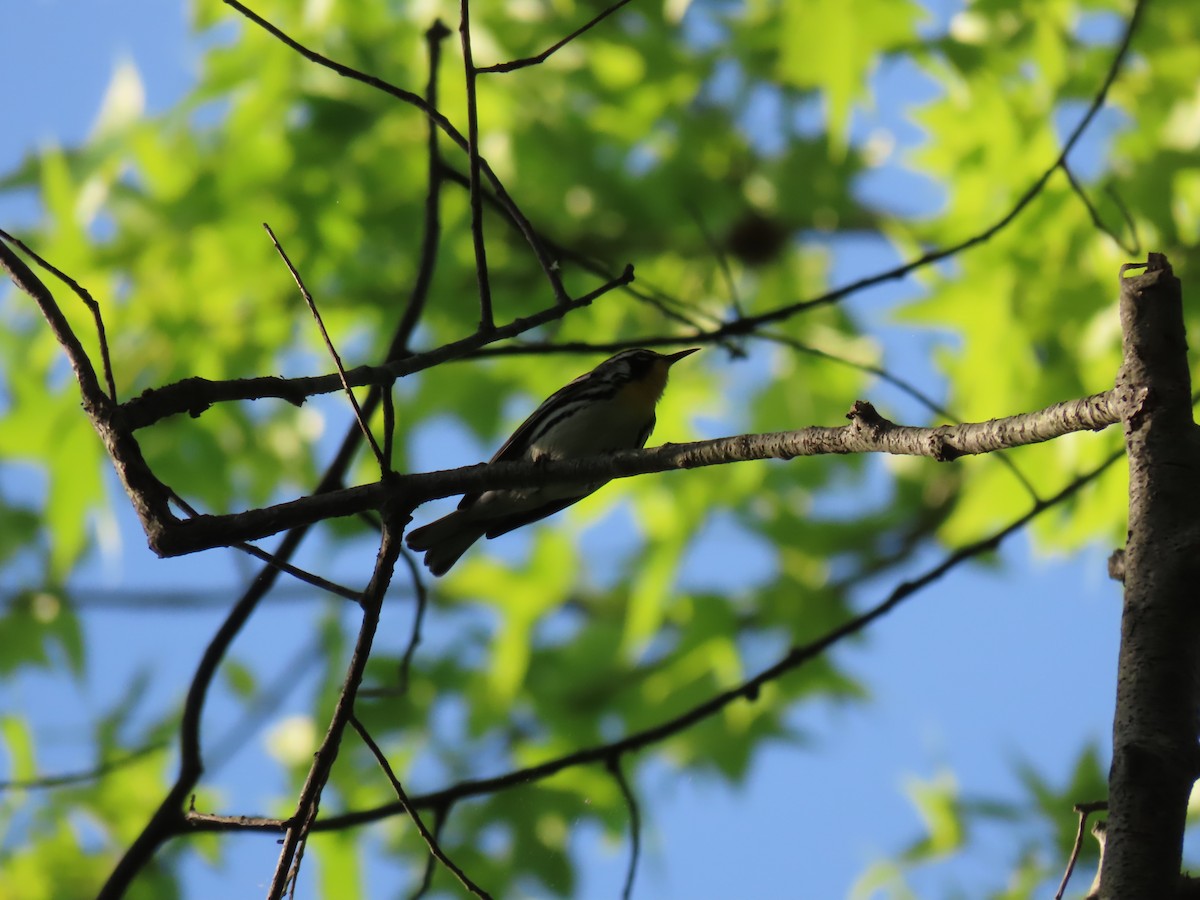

{"left": 664, "top": 347, "right": 700, "bottom": 365}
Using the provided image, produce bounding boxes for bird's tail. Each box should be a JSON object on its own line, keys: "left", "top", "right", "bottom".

{"left": 406, "top": 510, "right": 487, "bottom": 576}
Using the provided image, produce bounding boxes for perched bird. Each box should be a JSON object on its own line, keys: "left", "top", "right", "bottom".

{"left": 406, "top": 347, "right": 699, "bottom": 575}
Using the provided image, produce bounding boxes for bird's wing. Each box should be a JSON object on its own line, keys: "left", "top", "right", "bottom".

{"left": 488, "top": 370, "right": 596, "bottom": 463}
{"left": 481, "top": 495, "right": 590, "bottom": 539}
{"left": 478, "top": 411, "right": 655, "bottom": 536}
{"left": 455, "top": 370, "right": 596, "bottom": 510}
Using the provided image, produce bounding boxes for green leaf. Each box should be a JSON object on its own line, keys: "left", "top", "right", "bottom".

{"left": 780, "top": 0, "right": 923, "bottom": 152}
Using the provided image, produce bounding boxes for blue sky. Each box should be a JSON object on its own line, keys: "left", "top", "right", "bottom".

{"left": 1, "top": 3, "right": 1128, "bottom": 898}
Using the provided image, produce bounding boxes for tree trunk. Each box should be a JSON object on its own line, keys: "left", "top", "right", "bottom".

{"left": 1103, "top": 254, "right": 1200, "bottom": 896}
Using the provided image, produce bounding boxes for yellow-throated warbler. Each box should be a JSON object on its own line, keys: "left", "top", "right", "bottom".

{"left": 406, "top": 347, "right": 698, "bottom": 575}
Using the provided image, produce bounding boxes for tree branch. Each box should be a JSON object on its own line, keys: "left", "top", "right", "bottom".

{"left": 153, "top": 390, "right": 1126, "bottom": 557}
{"left": 221, "top": 0, "right": 567, "bottom": 304}
{"left": 1056, "top": 800, "right": 1109, "bottom": 900}
{"left": 0, "top": 227, "right": 118, "bottom": 401}
{"left": 119, "top": 266, "right": 633, "bottom": 429}
{"left": 96, "top": 26, "right": 457, "bottom": 897}
{"left": 349, "top": 715, "right": 490, "bottom": 898}
{"left": 607, "top": 757, "right": 641, "bottom": 900}
{"left": 182, "top": 449, "right": 1119, "bottom": 836}
{"left": 458, "top": 0, "right": 494, "bottom": 330}
{"left": 0, "top": 742, "right": 166, "bottom": 791}
{"left": 700, "top": 0, "right": 1146, "bottom": 337}
{"left": 0, "top": 239, "right": 177, "bottom": 555}
{"left": 477, "top": 0, "right": 637, "bottom": 73}
{"left": 264, "top": 222, "right": 386, "bottom": 470}
{"left": 1100, "top": 254, "right": 1200, "bottom": 896}
{"left": 267, "top": 515, "right": 404, "bottom": 898}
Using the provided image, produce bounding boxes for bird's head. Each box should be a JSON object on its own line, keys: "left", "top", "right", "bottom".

{"left": 596, "top": 347, "right": 699, "bottom": 405}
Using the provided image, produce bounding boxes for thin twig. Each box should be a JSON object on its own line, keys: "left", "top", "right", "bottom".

{"left": 263, "top": 222, "right": 387, "bottom": 471}
{"left": 169, "top": 486, "right": 363, "bottom": 604}
{"left": 702, "top": 0, "right": 1146, "bottom": 338}
{"left": 120, "top": 265, "right": 633, "bottom": 430}
{"left": 0, "top": 227, "right": 119, "bottom": 402}
{"left": 478, "top": 0, "right": 638, "bottom": 73}
{"left": 382, "top": 386, "right": 396, "bottom": 474}
{"left": 1056, "top": 800, "right": 1109, "bottom": 899}
{"left": 397, "top": 549, "right": 429, "bottom": 693}
{"left": 235, "top": 541, "right": 363, "bottom": 604}
{"left": 0, "top": 742, "right": 166, "bottom": 791}
{"left": 184, "top": 451, "right": 1116, "bottom": 836}
{"left": 1104, "top": 184, "right": 1141, "bottom": 255}
{"left": 388, "top": 20, "right": 452, "bottom": 360}
{"left": 607, "top": 757, "right": 642, "bottom": 900}
{"left": 437, "top": 161, "right": 731, "bottom": 340}
{"left": 760, "top": 331, "right": 1041, "bottom": 502}
{"left": 97, "top": 26, "right": 456, "bottom": 895}
{"left": 1057, "top": 807, "right": 1091, "bottom": 900}
{"left": 96, "top": 546, "right": 281, "bottom": 899}
{"left": 685, "top": 200, "right": 745, "bottom": 319}
{"left": 1061, "top": 162, "right": 1137, "bottom": 255}
{"left": 408, "top": 807, "right": 447, "bottom": 900}
{"left": 267, "top": 517, "right": 404, "bottom": 899}
{"left": 0, "top": 238, "right": 175, "bottom": 541}
{"left": 355, "top": 543, "right": 429, "bottom": 697}
{"left": 221, "top": 0, "right": 567, "bottom": 305}
{"left": 458, "top": 0, "right": 494, "bottom": 329}
{"left": 349, "top": 715, "right": 491, "bottom": 899}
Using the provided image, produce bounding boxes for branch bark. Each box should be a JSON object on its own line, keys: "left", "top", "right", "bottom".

{"left": 119, "top": 266, "right": 632, "bottom": 429}
{"left": 266, "top": 515, "right": 404, "bottom": 897}
{"left": 155, "top": 391, "right": 1126, "bottom": 557}
{"left": 178, "top": 447, "right": 1119, "bottom": 838}
{"left": 1101, "top": 254, "right": 1200, "bottom": 896}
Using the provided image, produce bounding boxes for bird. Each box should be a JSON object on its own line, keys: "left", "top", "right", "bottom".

{"left": 406, "top": 347, "right": 699, "bottom": 575}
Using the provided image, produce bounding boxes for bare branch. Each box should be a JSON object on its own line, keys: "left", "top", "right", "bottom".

{"left": 98, "top": 26, "right": 457, "bottom": 896}
{"left": 699, "top": 0, "right": 1146, "bottom": 338}
{"left": 221, "top": 0, "right": 567, "bottom": 303}
{"left": 0, "top": 742, "right": 166, "bottom": 792}
{"left": 0, "top": 239, "right": 176, "bottom": 546}
{"left": 1062, "top": 163, "right": 1138, "bottom": 255}
{"left": 758, "top": 331, "right": 1041, "bottom": 500}
{"left": 120, "top": 266, "right": 633, "bottom": 429}
{"left": 154, "top": 390, "right": 1126, "bottom": 557}
{"left": 459, "top": 0, "right": 494, "bottom": 330}
{"left": 98, "top": 559, "right": 270, "bottom": 899}
{"left": 397, "top": 549, "right": 429, "bottom": 693}
{"left": 1101, "top": 254, "right": 1200, "bottom": 895}
{"left": 168, "top": 487, "right": 363, "bottom": 604}
{"left": 267, "top": 516, "right": 405, "bottom": 898}
{"left": 436, "top": 161, "right": 745, "bottom": 346}
{"left": 264, "top": 222, "right": 386, "bottom": 470}
{"left": 607, "top": 757, "right": 642, "bottom": 900}
{"left": 390, "top": 20, "right": 452, "bottom": 360}
{"left": 184, "top": 812, "right": 287, "bottom": 830}
{"left": 349, "top": 715, "right": 491, "bottom": 899}
{"left": 0, "top": 227, "right": 118, "bottom": 401}
{"left": 231, "top": 542, "right": 363, "bottom": 604}
{"left": 408, "top": 809, "right": 447, "bottom": 900}
{"left": 186, "top": 450, "right": 1119, "bottom": 836}
{"left": 1057, "top": 801, "right": 1109, "bottom": 900}
{"left": 478, "top": 0, "right": 637, "bottom": 73}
